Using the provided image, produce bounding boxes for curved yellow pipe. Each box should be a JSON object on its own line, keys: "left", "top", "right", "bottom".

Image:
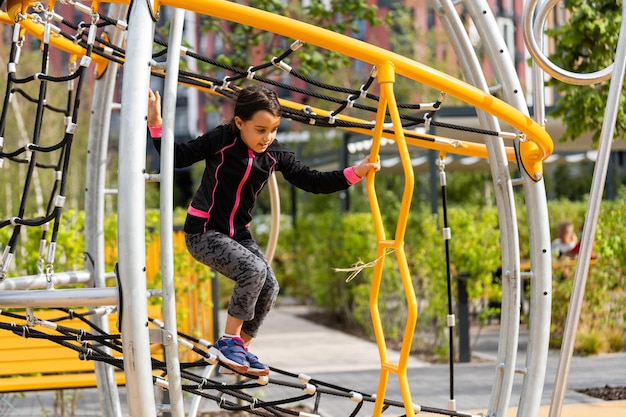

{"left": 2, "top": 0, "right": 532, "bottom": 170}
{"left": 2, "top": 4, "right": 110, "bottom": 77}
{"left": 168, "top": 77, "right": 519, "bottom": 162}
{"left": 160, "top": 0, "right": 553, "bottom": 180}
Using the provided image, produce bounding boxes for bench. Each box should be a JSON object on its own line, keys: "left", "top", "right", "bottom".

{"left": 0, "top": 306, "right": 162, "bottom": 393}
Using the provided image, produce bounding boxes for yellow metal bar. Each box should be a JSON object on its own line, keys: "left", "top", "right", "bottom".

{"left": 1, "top": 0, "right": 551, "bottom": 173}
{"left": 369, "top": 243, "right": 391, "bottom": 417}
{"left": 367, "top": 64, "right": 392, "bottom": 417}
{"left": 165, "top": 73, "right": 519, "bottom": 162}
{"left": 365, "top": 66, "right": 389, "bottom": 417}
{"left": 0, "top": 10, "right": 12, "bottom": 25}
{"left": 381, "top": 362, "right": 399, "bottom": 373}
{"left": 396, "top": 244, "right": 418, "bottom": 370}
{"left": 0, "top": 8, "right": 110, "bottom": 77}
{"left": 367, "top": 62, "right": 418, "bottom": 417}
{"left": 5, "top": 0, "right": 29, "bottom": 19}
{"left": 160, "top": 0, "right": 553, "bottom": 180}
{"left": 379, "top": 64, "right": 414, "bottom": 244}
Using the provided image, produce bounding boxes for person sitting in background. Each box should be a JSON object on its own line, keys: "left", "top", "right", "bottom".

{"left": 565, "top": 222, "right": 598, "bottom": 260}
{"left": 551, "top": 221, "right": 578, "bottom": 258}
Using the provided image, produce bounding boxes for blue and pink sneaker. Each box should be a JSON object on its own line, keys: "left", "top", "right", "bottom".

{"left": 209, "top": 336, "right": 249, "bottom": 374}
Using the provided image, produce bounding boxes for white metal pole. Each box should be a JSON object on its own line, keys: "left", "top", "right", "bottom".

{"left": 84, "top": 4, "right": 129, "bottom": 416}
{"left": 469, "top": 3, "right": 554, "bottom": 417}
{"left": 512, "top": 4, "right": 555, "bottom": 417}
{"left": 0, "top": 270, "right": 92, "bottom": 290}
{"left": 117, "top": 1, "right": 158, "bottom": 415}
{"left": 0, "top": 287, "right": 117, "bottom": 307}
{"left": 548, "top": 3, "right": 626, "bottom": 416}
{"left": 159, "top": 7, "right": 186, "bottom": 417}
{"left": 433, "top": 2, "right": 524, "bottom": 414}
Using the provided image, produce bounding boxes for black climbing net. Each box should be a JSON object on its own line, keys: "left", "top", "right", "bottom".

{"left": 148, "top": 35, "right": 501, "bottom": 138}
{"left": 0, "top": 308, "right": 475, "bottom": 417}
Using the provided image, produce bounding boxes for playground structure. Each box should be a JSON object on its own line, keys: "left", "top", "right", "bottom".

{"left": 0, "top": 1, "right": 623, "bottom": 417}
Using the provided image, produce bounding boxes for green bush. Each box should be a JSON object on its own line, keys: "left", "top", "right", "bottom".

{"left": 268, "top": 197, "right": 626, "bottom": 358}
{"left": 289, "top": 213, "right": 379, "bottom": 322}
{"left": 266, "top": 205, "right": 503, "bottom": 358}
{"left": 2, "top": 196, "right": 623, "bottom": 358}
{"left": 547, "top": 197, "right": 626, "bottom": 352}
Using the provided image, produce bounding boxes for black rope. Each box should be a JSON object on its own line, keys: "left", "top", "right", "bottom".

{"left": 10, "top": 87, "right": 68, "bottom": 113}
{"left": 157, "top": 38, "right": 435, "bottom": 116}
{"left": 0, "top": 12, "right": 91, "bottom": 278}
{"left": 146, "top": 37, "right": 504, "bottom": 143}
{"left": 0, "top": 309, "right": 476, "bottom": 417}
{"left": 4, "top": 19, "right": 52, "bottom": 252}
{"left": 438, "top": 157, "right": 456, "bottom": 404}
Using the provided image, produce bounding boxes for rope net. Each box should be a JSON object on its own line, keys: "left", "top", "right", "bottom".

{"left": 149, "top": 34, "right": 514, "bottom": 150}
{"left": 0, "top": 1, "right": 116, "bottom": 280}
{"left": 0, "top": 308, "right": 477, "bottom": 417}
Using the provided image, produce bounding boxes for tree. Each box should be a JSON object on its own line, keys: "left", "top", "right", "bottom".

{"left": 202, "top": 0, "right": 384, "bottom": 72}
{"left": 545, "top": 0, "right": 625, "bottom": 144}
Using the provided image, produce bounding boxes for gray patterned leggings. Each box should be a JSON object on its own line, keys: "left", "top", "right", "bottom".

{"left": 184, "top": 230, "right": 279, "bottom": 338}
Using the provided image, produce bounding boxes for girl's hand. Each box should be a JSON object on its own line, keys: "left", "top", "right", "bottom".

{"left": 354, "top": 157, "right": 381, "bottom": 178}
{"left": 147, "top": 89, "right": 163, "bottom": 127}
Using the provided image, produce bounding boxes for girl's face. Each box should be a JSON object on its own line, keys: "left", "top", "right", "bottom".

{"left": 235, "top": 110, "right": 280, "bottom": 153}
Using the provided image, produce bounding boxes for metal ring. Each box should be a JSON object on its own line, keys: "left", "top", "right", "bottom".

{"left": 523, "top": 0, "right": 617, "bottom": 85}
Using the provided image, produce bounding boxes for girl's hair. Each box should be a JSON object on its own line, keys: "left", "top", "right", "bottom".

{"left": 229, "top": 85, "right": 282, "bottom": 132}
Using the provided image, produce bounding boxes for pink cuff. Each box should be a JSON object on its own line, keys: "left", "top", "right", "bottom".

{"left": 148, "top": 125, "right": 162, "bottom": 139}
{"left": 187, "top": 205, "right": 209, "bottom": 219}
{"left": 344, "top": 166, "right": 362, "bottom": 185}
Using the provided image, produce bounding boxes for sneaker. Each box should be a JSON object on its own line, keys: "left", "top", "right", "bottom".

{"left": 244, "top": 349, "right": 270, "bottom": 376}
{"left": 218, "top": 349, "right": 270, "bottom": 377}
{"left": 209, "top": 336, "right": 249, "bottom": 374}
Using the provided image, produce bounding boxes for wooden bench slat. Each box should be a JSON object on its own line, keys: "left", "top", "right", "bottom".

{"left": 0, "top": 346, "right": 121, "bottom": 362}
{"left": 0, "top": 357, "right": 102, "bottom": 376}
{"left": 0, "top": 306, "right": 162, "bottom": 393}
{"left": 0, "top": 370, "right": 126, "bottom": 392}
{"left": 0, "top": 335, "right": 75, "bottom": 346}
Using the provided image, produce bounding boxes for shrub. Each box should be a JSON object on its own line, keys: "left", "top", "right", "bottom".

{"left": 574, "top": 326, "right": 605, "bottom": 356}
{"left": 5, "top": 195, "right": 624, "bottom": 358}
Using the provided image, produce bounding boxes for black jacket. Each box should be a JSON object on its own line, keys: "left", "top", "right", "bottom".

{"left": 153, "top": 125, "right": 353, "bottom": 240}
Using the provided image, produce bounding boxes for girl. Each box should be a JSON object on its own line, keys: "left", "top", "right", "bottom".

{"left": 148, "top": 85, "right": 380, "bottom": 376}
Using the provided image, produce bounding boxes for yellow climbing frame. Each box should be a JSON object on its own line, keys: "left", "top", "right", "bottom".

{"left": 1, "top": 1, "right": 555, "bottom": 416}
{"left": 367, "top": 62, "right": 419, "bottom": 417}
{"left": 166, "top": 0, "right": 553, "bottom": 180}
{"left": 3, "top": 1, "right": 111, "bottom": 77}
{"left": 2, "top": 0, "right": 553, "bottom": 175}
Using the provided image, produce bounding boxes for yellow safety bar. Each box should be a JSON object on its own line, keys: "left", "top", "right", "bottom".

{"left": 3, "top": 1, "right": 111, "bottom": 77}
{"left": 161, "top": 77, "right": 517, "bottom": 162}
{"left": 366, "top": 61, "right": 419, "bottom": 417}
{"left": 162, "top": 0, "right": 553, "bottom": 180}
{"left": 2, "top": 0, "right": 551, "bottom": 174}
